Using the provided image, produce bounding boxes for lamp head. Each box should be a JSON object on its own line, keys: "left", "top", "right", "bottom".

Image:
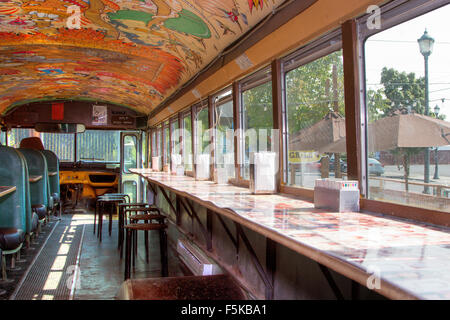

{"left": 434, "top": 104, "right": 440, "bottom": 115}
{"left": 418, "top": 29, "right": 435, "bottom": 57}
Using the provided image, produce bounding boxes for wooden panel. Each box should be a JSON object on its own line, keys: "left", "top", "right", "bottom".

{"left": 342, "top": 20, "right": 362, "bottom": 188}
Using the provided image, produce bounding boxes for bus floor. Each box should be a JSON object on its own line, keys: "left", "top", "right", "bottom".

{"left": 4, "top": 211, "right": 184, "bottom": 300}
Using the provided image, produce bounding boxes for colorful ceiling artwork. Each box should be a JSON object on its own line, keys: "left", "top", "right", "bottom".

{"left": 0, "top": 0, "right": 285, "bottom": 115}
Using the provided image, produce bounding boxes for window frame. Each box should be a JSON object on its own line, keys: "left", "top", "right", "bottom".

{"left": 238, "top": 66, "right": 273, "bottom": 182}
{"left": 181, "top": 109, "right": 194, "bottom": 176}
{"left": 192, "top": 100, "right": 210, "bottom": 171}
{"left": 279, "top": 29, "right": 343, "bottom": 192}
{"left": 357, "top": 0, "right": 448, "bottom": 201}
{"left": 162, "top": 121, "right": 170, "bottom": 167}
{"left": 212, "top": 86, "right": 234, "bottom": 182}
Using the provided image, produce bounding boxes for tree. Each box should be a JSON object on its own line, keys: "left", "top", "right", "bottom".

{"left": 370, "top": 67, "right": 427, "bottom": 190}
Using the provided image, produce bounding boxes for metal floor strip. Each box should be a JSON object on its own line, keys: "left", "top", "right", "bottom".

{"left": 12, "top": 216, "right": 84, "bottom": 300}
{"left": 9, "top": 219, "right": 60, "bottom": 300}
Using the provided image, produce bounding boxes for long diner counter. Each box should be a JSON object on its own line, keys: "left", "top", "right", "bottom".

{"left": 130, "top": 168, "right": 450, "bottom": 300}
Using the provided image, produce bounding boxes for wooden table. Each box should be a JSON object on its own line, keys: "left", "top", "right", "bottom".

{"left": 29, "top": 175, "right": 42, "bottom": 183}
{"left": 130, "top": 169, "right": 450, "bottom": 300}
{"left": 0, "top": 186, "right": 16, "bottom": 198}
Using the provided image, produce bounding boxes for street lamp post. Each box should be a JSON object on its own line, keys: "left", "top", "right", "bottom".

{"left": 433, "top": 104, "right": 440, "bottom": 180}
{"left": 418, "top": 29, "right": 435, "bottom": 194}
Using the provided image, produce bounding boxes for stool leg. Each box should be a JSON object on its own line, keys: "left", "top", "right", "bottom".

{"left": 159, "top": 229, "right": 168, "bottom": 277}
{"left": 99, "top": 203, "right": 103, "bottom": 242}
{"left": 93, "top": 201, "right": 97, "bottom": 234}
{"left": 124, "top": 229, "right": 131, "bottom": 280}
{"left": 144, "top": 230, "right": 149, "bottom": 264}
{"left": 131, "top": 231, "right": 136, "bottom": 271}
{"left": 1, "top": 253, "right": 7, "bottom": 281}
{"left": 109, "top": 203, "right": 113, "bottom": 237}
{"left": 118, "top": 206, "right": 123, "bottom": 250}
{"left": 134, "top": 230, "right": 138, "bottom": 264}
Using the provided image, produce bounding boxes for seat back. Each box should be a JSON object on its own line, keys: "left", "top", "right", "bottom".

{"left": 17, "top": 148, "right": 49, "bottom": 210}
{"left": 41, "top": 150, "right": 60, "bottom": 200}
{"left": 0, "top": 146, "right": 29, "bottom": 232}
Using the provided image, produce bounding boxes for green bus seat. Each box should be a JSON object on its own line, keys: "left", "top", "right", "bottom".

{"left": 17, "top": 148, "right": 50, "bottom": 222}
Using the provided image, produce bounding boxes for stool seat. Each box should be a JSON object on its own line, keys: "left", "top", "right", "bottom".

{"left": 129, "top": 214, "right": 165, "bottom": 221}
{"left": 0, "top": 228, "right": 25, "bottom": 251}
{"left": 124, "top": 223, "right": 167, "bottom": 231}
{"left": 118, "top": 203, "right": 149, "bottom": 207}
{"left": 32, "top": 204, "right": 46, "bottom": 220}
{"left": 117, "top": 275, "right": 246, "bottom": 300}
{"left": 124, "top": 207, "right": 160, "bottom": 213}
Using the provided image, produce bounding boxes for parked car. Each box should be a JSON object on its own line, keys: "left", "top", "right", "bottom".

{"left": 368, "top": 158, "right": 384, "bottom": 176}
{"left": 315, "top": 155, "right": 347, "bottom": 173}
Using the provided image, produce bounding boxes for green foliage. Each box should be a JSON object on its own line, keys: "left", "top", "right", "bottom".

{"left": 243, "top": 81, "right": 273, "bottom": 130}
{"left": 285, "top": 50, "right": 345, "bottom": 134}
{"left": 380, "top": 67, "right": 425, "bottom": 114}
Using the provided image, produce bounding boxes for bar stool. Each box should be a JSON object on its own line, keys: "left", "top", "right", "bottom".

{"left": 95, "top": 194, "right": 129, "bottom": 242}
{"left": 124, "top": 217, "right": 168, "bottom": 281}
{"left": 117, "top": 203, "right": 153, "bottom": 247}
{"left": 120, "top": 207, "right": 162, "bottom": 260}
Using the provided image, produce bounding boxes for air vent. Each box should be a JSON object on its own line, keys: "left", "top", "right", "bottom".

{"left": 177, "top": 240, "right": 222, "bottom": 276}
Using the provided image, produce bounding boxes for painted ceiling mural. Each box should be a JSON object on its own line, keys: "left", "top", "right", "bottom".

{"left": 0, "top": 0, "right": 285, "bottom": 114}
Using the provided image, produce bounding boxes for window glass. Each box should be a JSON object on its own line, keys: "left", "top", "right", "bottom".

{"left": 123, "top": 135, "right": 137, "bottom": 173}
{"left": 364, "top": 5, "right": 450, "bottom": 212}
{"left": 195, "top": 106, "right": 209, "bottom": 156}
{"left": 241, "top": 80, "right": 273, "bottom": 179}
{"left": 142, "top": 131, "right": 148, "bottom": 167}
{"left": 163, "top": 123, "right": 170, "bottom": 165}
{"left": 170, "top": 120, "right": 180, "bottom": 155}
{"left": 151, "top": 130, "right": 156, "bottom": 157}
{"left": 77, "top": 130, "right": 120, "bottom": 162}
{"left": 0, "top": 131, "right": 5, "bottom": 145}
{"left": 183, "top": 113, "right": 193, "bottom": 171}
{"left": 8, "top": 128, "right": 75, "bottom": 162}
{"left": 124, "top": 180, "right": 137, "bottom": 203}
{"left": 157, "top": 127, "right": 162, "bottom": 157}
{"left": 285, "top": 50, "right": 345, "bottom": 189}
{"left": 214, "top": 94, "right": 235, "bottom": 181}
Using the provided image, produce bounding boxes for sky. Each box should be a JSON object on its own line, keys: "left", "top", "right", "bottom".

{"left": 365, "top": 3, "right": 450, "bottom": 120}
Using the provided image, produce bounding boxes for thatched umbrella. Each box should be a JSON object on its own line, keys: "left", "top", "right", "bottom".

{"left": 288, "top": 111, "right": 346, "bottom": 179}
{"left": 289, "top": 111, "right": 346, "bottom": 151}
{"left": 319, "top": 109, "right": 450, "bottom": 190}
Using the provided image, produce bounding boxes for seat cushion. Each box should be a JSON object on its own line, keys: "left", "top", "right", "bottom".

{"left": 31, "top": 212, "right": 39, "bottom": 232}
{"left": 32, "top": 204, "right": 47, "bottom": 220}
{"left": 51, "top": 193, "right": 60, "bottom": 203}
{"left": 0, "top": 228, "right": 25, "bottom": 251}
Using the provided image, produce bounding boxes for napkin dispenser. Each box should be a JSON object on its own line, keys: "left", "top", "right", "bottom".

{"left": 171, "top": 154, "right": 182, "bottom": 174}
{"left": 249, "top": 152, "right": 277, "bottom": 194}
{"left": 314, "top": 179, "right": 360, "bottom": 212}
{"left": 214, "top": 167, "right": 228, "bottom": 184}
{"left": 195, "top": 154, "right": 210, "bottom": 180}
{"left": 152, "top": 156, "right": 162, "bottom": 171}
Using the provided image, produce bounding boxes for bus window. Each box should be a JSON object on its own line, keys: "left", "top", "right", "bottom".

{"left": 214, "top": 89, "right": 234, "bottom": 181}
{"left": 183, "top": 112, "right": 193, "bottom": 172}
{"left": 364, "top": 4, "right": 450, "bottom": 211}
{"left": 8, "top": 128, "right": 75, "bottom": 162}
{"left": 241, "top": 69, "right": 273, "bottom": 180}
{"left": 284, "top": 49, "right": 345, "bottom": 189}
{"left": 195, "top": 106, "right": 209, "bottom": 159}
{"left": 163, "top": 122, "right": 170, "bottom": 166}
{"left": 123, "top": 135, "right": 137, "bottom": 173}
{"left": 76, "top": 130, "right": 120, "bottom": 162}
